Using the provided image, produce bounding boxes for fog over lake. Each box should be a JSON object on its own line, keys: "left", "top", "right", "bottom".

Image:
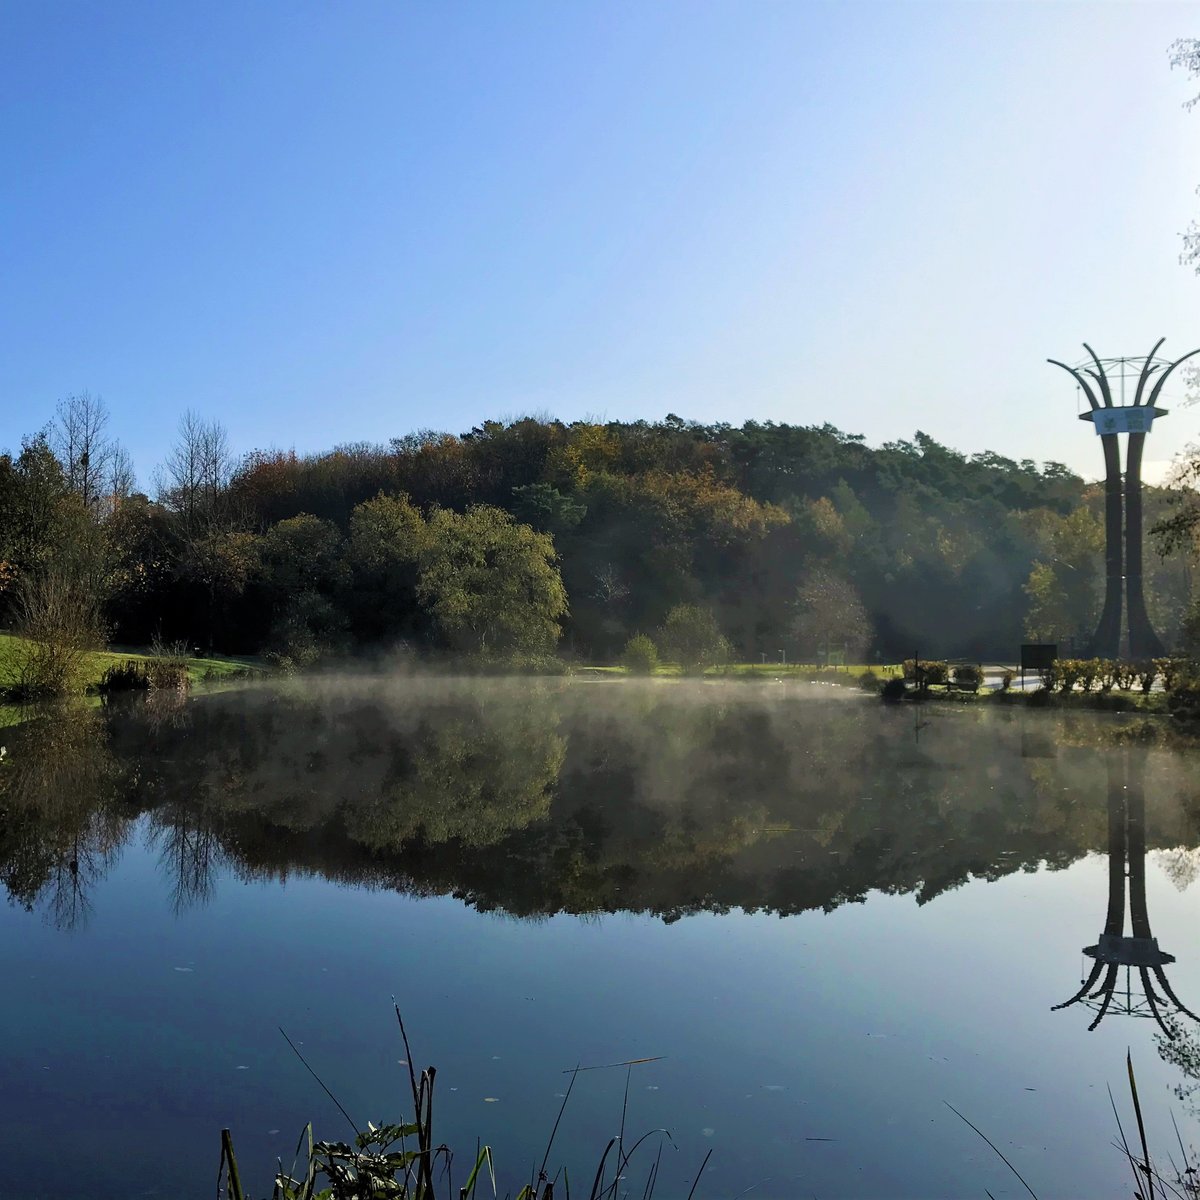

{"left": 3, "top": 679, "right": 1200, "bottom": 1198}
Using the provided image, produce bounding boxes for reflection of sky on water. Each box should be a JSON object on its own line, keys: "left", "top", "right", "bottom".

{"left": 1, "top": 685, "right": 1199, "bottom": 1198}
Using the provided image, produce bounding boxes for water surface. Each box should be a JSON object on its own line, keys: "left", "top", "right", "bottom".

{"left": 2, "top": 679, "right": 1200, "bottom": 1198}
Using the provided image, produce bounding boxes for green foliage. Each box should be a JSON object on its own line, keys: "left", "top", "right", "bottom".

{"left": 1096, "top": 659, "right": 1120, "bottom": 692}
{"left": 0, "top": 408, "right": 1130, "bottom": 665}
{"left": 1076, "top": 659, "right": 1099, "bottom": 693}
{"left": 1156, "top": 657, "right": 1186, "bottom": 692}
{"left": 620, "top": 633, "right": 659, "bottom": 675}
{"left": 1135, "top": 661, "right": 1158, "bottom": 695}
{"left": 416, "top": 506, "right": 567, "bottom": 657}
{"left": 1021, "top": 507, "right": 1103, "bottom": 645}
{"left": 345, "top": 493, "right": 427, "bottom": 641}
{"left": 1114, "top": 660, "right": 1139, "bottom": 692}
{"left": 950, "top": 663, "right": 982, "bottom": 690}
{"left": 260, "top": 514, "right": 346, "bottom": 597}
{"left": 657, "top": 604, "right": 729, "bottom": 674}
{"left": 902, "top": 659, "right": 948, "bottom": 686}
{"left": 1054, "top": 659, "right": 1082, "bottom": 693}
{"left": 266, "top": 593, "right": 347, "bottom": 670}
{"left": 98, "top": 659, "right": 150, "bottom": 694}
{"left": 511, "top": 481, "right": 587, "bottom": 534}
{"left": 792, "top": 568, "right": 872, "bottom": 660}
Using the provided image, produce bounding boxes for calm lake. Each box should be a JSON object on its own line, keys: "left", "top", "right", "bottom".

{"left": 3, "top": 679, "right": 1200, "bottom": 1199}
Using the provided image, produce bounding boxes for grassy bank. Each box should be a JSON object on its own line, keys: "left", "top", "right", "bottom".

{"left": 580, "top": 661, "right": 902, "bottom": 679}
{"left": 0, "top": 633, "right": 264, "bottom": 715}
{"left": 0, "top": 633, "right": 264, "bottom": 699}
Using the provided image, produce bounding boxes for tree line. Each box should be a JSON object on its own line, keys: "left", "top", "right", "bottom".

{"left": 2, "top": 393, "right": 1197, "bottom": 668}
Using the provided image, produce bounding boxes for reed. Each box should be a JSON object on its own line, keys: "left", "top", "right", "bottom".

{"left": 218, "top": 1006, "right": 691, "bottom": 1200}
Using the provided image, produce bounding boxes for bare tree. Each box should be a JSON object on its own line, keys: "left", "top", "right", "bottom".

{"left": 53, "top": 391, "right": 114, "bottom": 511}
{"left": 52, "top": 391, "right": 138, "bottom": 515}
{"left": 107, "top": 444, "right": 137, "bottom": 505}
{"left": 13, "top": 560, "right": 106, "bottom": 696}
{"left": 159, "top": 410, "right": 232, "bottom": 535}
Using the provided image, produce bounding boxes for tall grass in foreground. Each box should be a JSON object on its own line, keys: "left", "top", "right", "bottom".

{"left": 219, "top": 1005, "right": 706, "bottom": 1200}
{"left": 949, "top": 1052, "right": 1200, "bottom": 1200}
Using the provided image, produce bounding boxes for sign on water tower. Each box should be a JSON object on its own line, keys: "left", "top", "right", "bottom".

{"left": 1081, "top": 406, "right": 1158, "bottom": 436}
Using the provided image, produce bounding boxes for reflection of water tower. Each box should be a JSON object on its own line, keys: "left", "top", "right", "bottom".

{"left": 1048, "top": 341, "right": 1199, "bottom": 658}
{"left": 1053, "top": 750, "right": 1198, "bottom": 1038}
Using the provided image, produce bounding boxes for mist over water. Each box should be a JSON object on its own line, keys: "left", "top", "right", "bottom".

{"left": 3, "top": 679, "right": 1200, "bottom": 1197}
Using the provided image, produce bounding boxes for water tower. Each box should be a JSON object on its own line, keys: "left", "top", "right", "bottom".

{"left": 1048, "top": 341, "right": 1199, "bottom": 658}
{"left": 1052, "top": 749, "right": 1197, "bottom": 1038}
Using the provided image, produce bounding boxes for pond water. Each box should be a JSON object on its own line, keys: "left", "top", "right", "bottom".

{"left": 3, "top": 679, "right": 1200, "bottom": 1199}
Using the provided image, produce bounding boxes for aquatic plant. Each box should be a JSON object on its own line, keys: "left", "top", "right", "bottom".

{"left": 146, "top": 637, "right": 191, "bottom": 692}
{"left": 98, "top": 659, "right": 150, "bottom": 694}
{"left": 219, "top": 1008, "right": 697, "bottom": 1200}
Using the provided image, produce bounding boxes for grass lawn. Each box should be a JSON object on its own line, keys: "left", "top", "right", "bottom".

{"left": 0, "top": 633, "right": 265, "bottom": 692}
{"left": 582, "top": 661, "right": 902, "bottom": 679}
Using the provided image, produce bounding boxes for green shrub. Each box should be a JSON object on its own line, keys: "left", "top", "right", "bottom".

{"left": 147, "top": 638, "right": 191, "bottom": 693}
{"left": 1056, "top": 659, "right": 1083, "bottom": 693}
{"left": 1135, "top": 661, "right": 1158, "bottom": 695}
{"left": 1115, "top": 661, "right": 1139, "bottom": 692}
{"left": 1156, "top": 657, "right": 1186, "bottom": 692}
{"left": 99, "top": 660, "right": 150, "bottom": 694}
{"left": 657, "top": 605, "right": 730, "bottom": 675}
{"left": 1077, "top": 659, "right": 1099, "bottom": 693}
{"left": 858, "top": 668, "right": 880, "bottom": 693}
{"left": 1168, "top": 665, "right": 1200, "bottom": 724}
{"left": 1000, "top": 668, "right": 1014, "bottom": 692}
{"left": 1096, "top": 659, "right": 1119, "bottom": 692}
{"left": 486, "top": 652, "right": 570, "bottom": 676}
{"left": 10, "top": 563, "right": 105, "bottom": 698}
{"left": 952, "top": 664, "right": 983, "bottom": 689}
{"left": 902, "top": 659, "right": 948, "bottom": 686}
{"left": 620, "top": 633, "right": 660, "bottom": 676}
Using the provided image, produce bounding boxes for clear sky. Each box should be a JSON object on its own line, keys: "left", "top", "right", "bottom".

{"left": 2, "top": 1, "right": 1198, "bottom": 485}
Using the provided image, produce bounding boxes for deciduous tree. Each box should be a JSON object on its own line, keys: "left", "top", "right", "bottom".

{"left": 416, "top": 506, "right": 567, "bottom": 656}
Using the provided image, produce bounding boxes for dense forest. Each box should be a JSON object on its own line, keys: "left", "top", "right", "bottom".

{"left": 1, "top": 392, "right": 1197, "bottom": 666}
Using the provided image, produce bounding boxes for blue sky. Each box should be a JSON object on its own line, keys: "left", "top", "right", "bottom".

{"left": 2, "top": 1, "right": 1198, "bottom": 484}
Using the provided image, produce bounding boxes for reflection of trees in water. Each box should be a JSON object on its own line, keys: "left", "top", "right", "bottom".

{"left": 9, "top": 683, "right": 1200, "bottom": 930}
{"left": 341, "top": 704, "right": 565, "bottom": 850}
{"left": 1156, "top": 847, "right": 1200, "bottom": 893}
{"left": 1158, "top": 1021, "right": 1200, "bottom": 1108}
{"left": 149, "top": 806, "right": 225, "bottom": 914}
{"left": 0, "top": 702, "right": 129, "bottom": 929}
